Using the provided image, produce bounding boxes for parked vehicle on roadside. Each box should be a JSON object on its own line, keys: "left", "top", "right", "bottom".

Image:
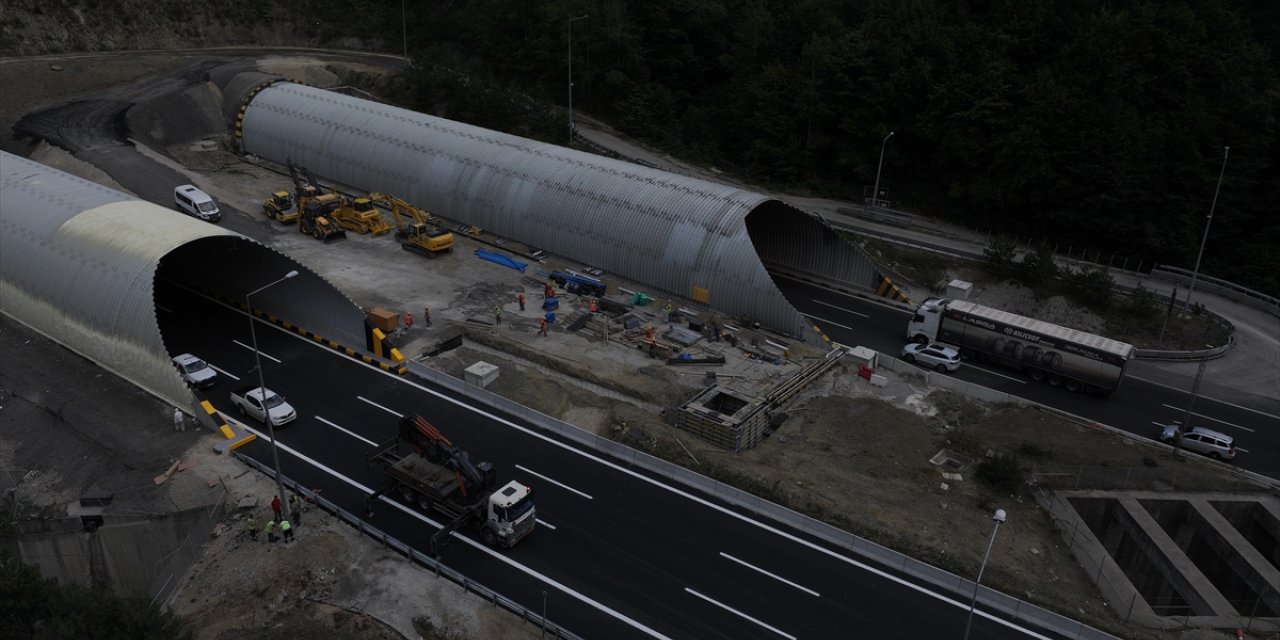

{"left": 901, "top": 342, "right": 962, "bottom": 372}
{"left": 172, "top": 353, "right": 218, "bottom": 389}
{"left": 1157, "top": 422, "right": 1236, "bottom": 461}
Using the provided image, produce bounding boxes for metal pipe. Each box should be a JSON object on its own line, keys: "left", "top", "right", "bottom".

{"left": 246, "top": 270, "right": 298, "bottom": 521}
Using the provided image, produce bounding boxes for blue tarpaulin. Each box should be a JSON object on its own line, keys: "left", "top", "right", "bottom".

{"left": 475, "top": 249, "right": 527, "bottom": 273}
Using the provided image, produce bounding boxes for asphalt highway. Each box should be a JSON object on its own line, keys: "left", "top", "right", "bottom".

{"left": 773, "top": 275, "right": 1280, "bottom": 481}
{"left": 156, "top": 280, "right": 1077, "bottom": 639}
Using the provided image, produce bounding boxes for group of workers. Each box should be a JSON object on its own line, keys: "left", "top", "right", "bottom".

{"left": 244, "top": 493, "right": 306, "bottom": 544}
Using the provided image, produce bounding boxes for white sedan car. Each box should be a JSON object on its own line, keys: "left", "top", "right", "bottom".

{"left": 901, "top": 343, "right": 962, "bottom": 372}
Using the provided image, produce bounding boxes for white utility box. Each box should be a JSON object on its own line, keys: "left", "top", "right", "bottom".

{"left": 464, "top": 361, "right": 499, "bottom": 388}
{"left": 845, "top": 345, "right": 878, "bottom": 369}
{"left": 946, "top": 279, "right": 973, "bottom": 300}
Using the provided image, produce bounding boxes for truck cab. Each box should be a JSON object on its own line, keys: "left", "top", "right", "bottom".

{"left": 485, "top": 481, "right": 537, "bottom": 547}
{"left": 907, "top": 297, "right": 946, "bottom": 344}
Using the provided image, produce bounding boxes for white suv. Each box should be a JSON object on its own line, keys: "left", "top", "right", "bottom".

{"left": 1158, "top": 423, "right": 1236, "bottom": 461}
{"left": 901, "top": 342, "right": 962, "bottom": 372}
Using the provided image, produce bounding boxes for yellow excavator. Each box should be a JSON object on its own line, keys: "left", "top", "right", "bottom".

{"left": 365, "top": 192, "right": 455, "bottom": 257}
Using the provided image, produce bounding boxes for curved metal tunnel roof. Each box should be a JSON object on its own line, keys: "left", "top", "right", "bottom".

{"left": 0, "top": 151, "right": 366, "bottom": 410}
{"left": 238, "top": 82, "right": 882, "bottom": 337}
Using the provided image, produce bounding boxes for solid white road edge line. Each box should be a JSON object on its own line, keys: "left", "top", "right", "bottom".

{"left": 235, "top": 422, "right": 671, "bottom": 640}
{"left": 719, "top": 552, "right": 819, "bottom": 597}
{"left": 156, "top": 304, "right": 172, "bottom": 313}
{"left": 685, "top": 588, "right": 796, "bottom": 640}
{"left": 811, "top": 298, "right": 870, "bottom": 318}
{"left": 1158, "top": 403, "right": 1256, "bottom": 433}
{"left": 358, "top": 395, "right": 404, "bottom": 418}
{"left": 208, "top": 364, "right": 240, "bottom": 381}
{"left": 232, "top": 339, "right": 282, "bottom": 363}
{"left": 515, "top": 465, "right": 593, "bottom": 500}
{"left": 800, "top": 312, "right": 853, "bottom": 331}
{"left": 316, "top": 416, "right": 379, "bottom": 447}
{"left": 255, "top": 304, "right": 1059, "bottom": 640}
{"left": 535, "top": 518, "right": 557, "bottom": 530}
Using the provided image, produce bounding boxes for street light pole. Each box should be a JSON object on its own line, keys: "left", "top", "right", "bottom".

{"left": 962, "top": 508, "right": 1007, "bottom": 640}
{"left": 1184, "top": 145, "right": 1229, "bottom": 311}
{"left": 872, "top": 130, "right": 894, "bottom": 209}
{"left": 246, "top": 270, "right": 299, "bottom": 521}
{"left": 567, "top": 14, "right": 589, "bottom": 144}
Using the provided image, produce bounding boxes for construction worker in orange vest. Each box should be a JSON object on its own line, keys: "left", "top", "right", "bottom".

{"left": 518, "top": 292, "right": 526, "bottom": 311}
{"left": 404, "top": 312, "right": 413, "bottom": 328}
{"left": 589, "top": 299, "right": 598, "bottom": 314}
{"left": 539, "top": 318, "right": 548, "bottom": 336}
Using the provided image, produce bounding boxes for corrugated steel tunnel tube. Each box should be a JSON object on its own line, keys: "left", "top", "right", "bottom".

{"left": 0, "top": 151, "right": 366, "bottom": 411}
{"left": 238, "top": 82, "right": 883, "bottom": 338}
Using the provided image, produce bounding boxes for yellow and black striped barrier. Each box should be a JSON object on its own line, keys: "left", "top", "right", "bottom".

{"left": 875, "top": 274, "right": 911, "bottom": 304}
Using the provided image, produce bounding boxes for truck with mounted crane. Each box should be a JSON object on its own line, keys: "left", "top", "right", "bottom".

{"left": 906, "top": 297, "right": 1133, "bottom": 395}
{"left": 365, "top": 414, "right": 536, "bottom": 551}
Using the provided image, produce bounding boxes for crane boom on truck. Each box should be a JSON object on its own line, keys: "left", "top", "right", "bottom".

{"left": 907, "top": 297, "right": 1134, "bottom": 395}
{"left": 365, "top": 192, "right": 455, "bottom": 257}
{"left": 365, "top": 414, "right": 535, "bottom": 553}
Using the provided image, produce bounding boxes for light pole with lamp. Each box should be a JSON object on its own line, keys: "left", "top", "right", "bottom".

{"left": 246, "top": 270, "right": 299, "bottom": 521}
{"left": 962, "top": 508, "right": 1006, "bottom": 640}
{"left": 872, "top": 130, "right": 894, "bottom": 209}
{"left": 1184, "top": 145, "right": 1229, "bottom": 312}
{"left": 567, "top": 14, "right": 589, "bottom": 144}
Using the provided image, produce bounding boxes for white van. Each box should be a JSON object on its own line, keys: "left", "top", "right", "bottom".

{"left": 174, "top": 185, "right": 221, "bottom": 222}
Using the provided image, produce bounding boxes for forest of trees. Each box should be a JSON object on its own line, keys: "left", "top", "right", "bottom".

{"left": 313, "top": 0, "right": 1278, "bottom": 294}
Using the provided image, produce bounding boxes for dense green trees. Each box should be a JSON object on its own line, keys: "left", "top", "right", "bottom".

{"left": 342, "top": 0, "right": 1279, "bottom": 294}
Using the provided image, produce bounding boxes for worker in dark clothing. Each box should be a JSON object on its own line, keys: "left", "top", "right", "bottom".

{"left": 423, "top": 306, "right": 432, "bottom": 327}
{"left": 538, "top": 318, "right": 548, "bottom": 336}
{"left": 245, "top": 515, "right": 259, "bottom": 541}
{"left": 494, "top": 306, "right": 502, "bottom": 325}
{"left": 518, "top": 293, "right": 526, "bottom": 311}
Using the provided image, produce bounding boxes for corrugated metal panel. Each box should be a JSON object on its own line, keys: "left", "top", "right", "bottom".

{"left": 240, "top": 83, "right": 827, "bottom": 335}
{"left": 0, "top": 152, "right": 367, "bottom": 411}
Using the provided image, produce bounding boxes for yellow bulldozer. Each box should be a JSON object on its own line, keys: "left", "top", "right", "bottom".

{"left": 365, "top": 192, "right": 454, "bottom": 257}
{"left": 332, "top": 196, "right": 393, "bottom": 236}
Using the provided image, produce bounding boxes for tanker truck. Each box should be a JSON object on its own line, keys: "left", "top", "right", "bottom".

{"left": 906, "top": 297, "right": 1133, "bottom": 395}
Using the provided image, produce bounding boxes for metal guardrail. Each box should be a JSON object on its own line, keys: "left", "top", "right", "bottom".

{"left": 230, "top": 451, "right": 582, "bottom": 640}
{"left": 399, "top": 360, "right": 1121, "bottom": 640}
{"left": 1150, "top": 265, "right": 1279, "bottom": 318}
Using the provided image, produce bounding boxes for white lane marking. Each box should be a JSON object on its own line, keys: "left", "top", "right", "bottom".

{"left": 964, "top": 364, "right": 1028, "bottom": 384}
{"left": 260, "top": 313, "right": 1059, "bottom": 640}
{"left": 1236, "top": 447, "right": 1250, "bottom": 454}
{"left": 719, "top": 552, "right": 820, "bottom": 597}
{"left": 233, "top": 339, "right": 281, "bottom": 363}
{"left": 316, "top": 416, "right": 379, "bottom": 446}
{"left": 800, "top": 313, "right": 853, "bottom": 331}
{"left": 229, "top": 420, "right": 671, "bottom": 640}
{"left": 811, "top": 298, "right": 869, "bottom": 318}
{"left": 1126, "top": 374, "right": 1280, "bottom": 420}
{"left": 358, "top": 396, "right": 404, "bottom": 418}
{"left": 536, "top": 518, "right": 557, "bottom": 530}
{"left": 685, "top": 588, "right": 796, "bottom": 640}
{"left": 1159, "top": 404, "right": 1256, "bottom": 433}
{"left": 208, "top": 364, "right": 240, "bottom": 381}
{"left": 156, "top": 304, "right": 172, "bottom": 313}
{"left": 515, "top": 465, "right": 593, "bottom": 500}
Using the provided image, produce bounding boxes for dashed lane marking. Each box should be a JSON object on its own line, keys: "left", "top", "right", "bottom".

{"left": 685, "top": 588, "right": 796, "bottom": 640}
{"left": 719, "top": 552, "right": 820, "bottom": 597}
{"left": 316, "top": 416, "right": 379, "bottom": 446}
{"left": 516, "top": 465, "right": 593, "bottom": 500}
{"left": 357, "top": 396, "right": 403, "bottom": 418}
{"left": 233, "top": 339, "right": 281, "bottom": 363}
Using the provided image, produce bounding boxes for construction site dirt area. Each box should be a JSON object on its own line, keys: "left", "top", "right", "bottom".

{"left": 3, "top": 52, "right": 1276, "bottom": 640}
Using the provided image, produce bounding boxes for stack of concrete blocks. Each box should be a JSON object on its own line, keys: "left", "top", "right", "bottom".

{"left": 464, "top": 361, "right": 499, "bottom": 389}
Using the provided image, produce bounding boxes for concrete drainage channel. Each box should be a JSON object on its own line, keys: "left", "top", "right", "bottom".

{"left": 1048, "top": 490, "right": 1280, "bottom": 632}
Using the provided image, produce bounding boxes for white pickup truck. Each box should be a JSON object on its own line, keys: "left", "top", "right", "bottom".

{"left": 229, "top": 386, "right": 297, "bottom": 427}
